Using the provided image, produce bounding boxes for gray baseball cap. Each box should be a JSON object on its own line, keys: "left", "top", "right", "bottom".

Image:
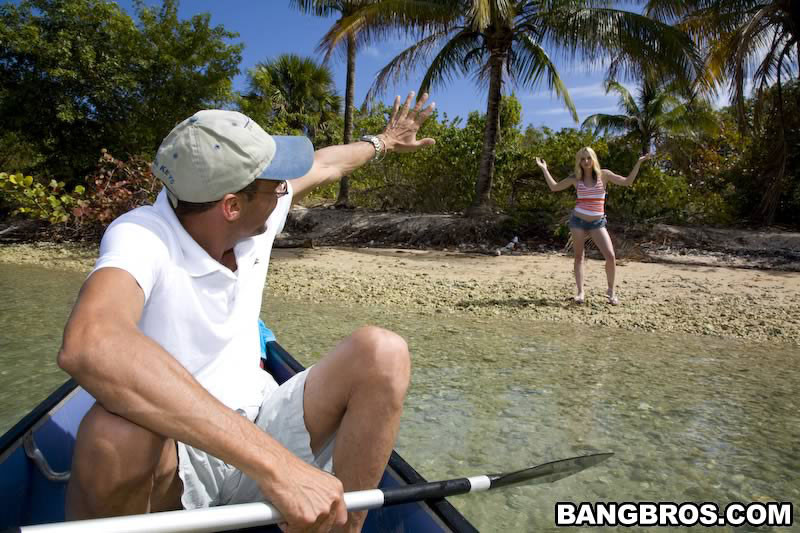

{"left": 152, "top": 110, "right": 314, "bottom": 207}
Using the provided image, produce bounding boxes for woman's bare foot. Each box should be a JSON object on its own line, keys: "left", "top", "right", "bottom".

{"left": 606, "top": 290, "right": 619, "bottom": 305}
{"left": 574, "top": 294, "right": 585, "bottom": 304}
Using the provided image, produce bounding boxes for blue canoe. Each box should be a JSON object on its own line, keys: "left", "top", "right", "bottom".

{"left": 0, "top": 332, "right": 477, "bottom": 532}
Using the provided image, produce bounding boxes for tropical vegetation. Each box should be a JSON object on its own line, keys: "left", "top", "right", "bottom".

{"left": 319, "top": 0, "right": 703, "bottom": 215}
{"left": 1, "top": 0, "right": 798, "bottom": 239}
{"left": 238, "top": 54, "right": 342, "bottom": 145}
{"left": 646, "top": 0, "right": 800, "bottom": 223}
{"left": 290, "top": 0, "right": 377, "bottom": 207}
{"left": 0, "top": 0, "right": 242, "bottom": 181}
{"left": 581, "top": 78, "right": 719, "bottom": 155}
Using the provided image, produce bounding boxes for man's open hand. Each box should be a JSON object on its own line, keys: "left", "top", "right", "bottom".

{"left": 379, "top": 91, "right": 436, "bottom": 154}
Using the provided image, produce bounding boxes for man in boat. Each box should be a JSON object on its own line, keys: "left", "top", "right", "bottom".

{"left": 57, "top": 92, "right": 436, "bottom": 532}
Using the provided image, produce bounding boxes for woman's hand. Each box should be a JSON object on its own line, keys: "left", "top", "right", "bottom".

{"left": 535, "top": 157, "right": 548, "bottom": 171}
{"left": 637, "top": 153, "right": 653, "bottom": 164}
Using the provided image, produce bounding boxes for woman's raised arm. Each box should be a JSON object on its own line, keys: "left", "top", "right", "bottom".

{"left": 536, "top": 157, "right": 575, "bottom": 192}
{"left": 603, "top": 154, "right": 653, "bottom": 187}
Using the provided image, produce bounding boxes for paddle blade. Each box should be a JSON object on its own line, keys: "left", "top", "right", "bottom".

{"left": 489, "top": 452, "right": 613, "bottom": 489}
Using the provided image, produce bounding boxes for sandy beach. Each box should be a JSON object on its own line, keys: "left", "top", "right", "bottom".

{"left": 2, "top": 242, "right": 799, "bottom": 346}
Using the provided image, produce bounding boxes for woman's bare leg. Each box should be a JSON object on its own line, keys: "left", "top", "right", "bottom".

{"left": 571, "top": 228, "right": 588, "bottom": 303}
{"left": 590, "top": 227, "right": 618, "bottom": 304}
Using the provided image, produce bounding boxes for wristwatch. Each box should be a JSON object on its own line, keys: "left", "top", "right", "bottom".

{"left": 360, "top": 134, "right": 385, "bottom": 162}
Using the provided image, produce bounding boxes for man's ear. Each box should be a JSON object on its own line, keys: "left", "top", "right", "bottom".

{"left": 220, "top": 193, "right": 242, "bottom": 222}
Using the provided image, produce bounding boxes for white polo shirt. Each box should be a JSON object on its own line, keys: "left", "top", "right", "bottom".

{"left": 91, "top": 186, "right": 292, "bottom": 417}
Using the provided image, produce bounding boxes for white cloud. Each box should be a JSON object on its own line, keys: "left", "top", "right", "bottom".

{"left": 566, "top": 84, "right": 611, "bottom": 98}
{"left": 362, "top": 46, "right": 381, "bottom": 58}
{"left": 579, "top": 105, "right": 620, "bottom": 115}
{"left": 529, "top": 104, "right": 620, "bottom": 117}
{"left": 524, "top": 82, "right": 637, "bottom": 101}
{"left": 529, "top": 107, "right": 575, "bottom": 116}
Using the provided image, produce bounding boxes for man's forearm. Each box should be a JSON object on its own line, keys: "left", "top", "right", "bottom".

{"left": 60, "top": 321, "right": 285, "bottom": 483}
{"left": 326, "top": 134, "right": 395, "bottom": 175}
{"left": 291, "top": 138, "right": 381, "bottom": 201}
{"left": 317, "top": 140, "right": 377, "bottom": 181}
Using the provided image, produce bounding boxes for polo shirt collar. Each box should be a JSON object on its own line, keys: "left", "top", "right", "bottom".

{"left": 154, "top": 189, "right": 244, "bottom": 278}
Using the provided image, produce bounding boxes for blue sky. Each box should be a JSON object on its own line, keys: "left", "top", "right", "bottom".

{"left": 112, "top": 1, "right": 673, "bottom": 131}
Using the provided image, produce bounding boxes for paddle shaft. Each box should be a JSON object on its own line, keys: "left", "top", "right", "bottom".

{"left": 18, "top": 480, "right": 485, "bottom": 533}
{"left": 20, "top": 453, "right": 611, "bottom": 533}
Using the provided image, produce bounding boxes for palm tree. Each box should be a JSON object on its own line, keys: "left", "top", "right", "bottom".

{"left": 238, "top": 63, "right": 288, "bottom": 131}
{"left": 646, "top": 0, "right": 799, "bottom": 222}
{"left": 291, "top": 0, "right": 378, "bottom": 207}
{"left": 582, "top": 78, "right": 718, "bottom": 155}
{"left": 320, "top": 0, "right": 702, "bottom": 216}
{"left": 647, "top": 0, "right": 798, "bottom": 124}
{"left": 243, "top": 54, "right": 341, "bottom": 144}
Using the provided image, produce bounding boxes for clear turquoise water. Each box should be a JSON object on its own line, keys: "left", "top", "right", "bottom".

{"left": 1, "top": 262, "right": 798, "bottom": 531}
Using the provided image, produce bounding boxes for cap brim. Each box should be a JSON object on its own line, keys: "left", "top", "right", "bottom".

{"left": 257, "top": 136, "right": 314, "bottom": 181}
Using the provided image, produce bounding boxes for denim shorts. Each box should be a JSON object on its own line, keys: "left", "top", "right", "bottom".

{"left": 568, "top": 213, "right": 607, "bottom": 231}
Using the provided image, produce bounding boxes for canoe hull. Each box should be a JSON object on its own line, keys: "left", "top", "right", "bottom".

{"left": 0, "top": 341, "right": 476, "bottom": 532}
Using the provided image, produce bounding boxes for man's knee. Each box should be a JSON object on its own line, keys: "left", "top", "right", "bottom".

{"left": 350, "top": 326, "right": 410, "bottom": 400}
{"left": 72, "top": 403, "right": 172, "bottom": 495}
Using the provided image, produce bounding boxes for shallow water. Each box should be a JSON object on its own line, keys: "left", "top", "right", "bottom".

{"left": 1, "top": 262, "right": 798, "bottom": 531}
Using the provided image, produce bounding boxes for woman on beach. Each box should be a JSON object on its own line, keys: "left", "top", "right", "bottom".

{"left": 535, "top": 147, "right": 651, "bottom": 305}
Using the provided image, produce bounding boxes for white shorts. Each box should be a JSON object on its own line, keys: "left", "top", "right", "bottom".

{"left": 177, "top": 368, "right": 336, "bottom": 509}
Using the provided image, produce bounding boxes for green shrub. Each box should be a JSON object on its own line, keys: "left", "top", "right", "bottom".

{"left": 1, "top": 150, "right": 159, "bottom": 232}
{"left": 0, "top": 172, "right": 84, "bottom": 223}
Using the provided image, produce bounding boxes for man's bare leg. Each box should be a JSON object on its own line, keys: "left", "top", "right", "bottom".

{"left": 302, "top": 326, "right": 411, "bottom": 532}
{"left": 66, "top": 403, "right": 182, "bottom": 519}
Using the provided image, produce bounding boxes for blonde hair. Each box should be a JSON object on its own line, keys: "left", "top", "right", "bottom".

{"left": 574, "top": 147, "right": 602, "bottom": 183}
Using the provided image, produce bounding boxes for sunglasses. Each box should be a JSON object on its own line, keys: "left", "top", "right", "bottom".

{"left": 254, "top": 180, "right": 289, "bottom": 197}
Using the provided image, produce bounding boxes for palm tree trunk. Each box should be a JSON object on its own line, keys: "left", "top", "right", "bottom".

{"left": 756, "top": 135, "right": 786, "bottom": 224}
{"left": 756, "top": 58, "right": 789, "bottom": 224}
{"left": 336, "top": 33, "right": 357, "bottom": 208}
{"left": 466, "top": 52, "right": 504, "bottom": 217}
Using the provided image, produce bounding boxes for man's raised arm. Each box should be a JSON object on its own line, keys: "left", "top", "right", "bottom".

{"left": 291, "top": 91, "right": 436, "bottom": 202}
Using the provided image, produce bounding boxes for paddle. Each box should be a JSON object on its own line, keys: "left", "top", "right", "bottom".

{"left": 20, "top": 453, "right": 612, "bottom": 533}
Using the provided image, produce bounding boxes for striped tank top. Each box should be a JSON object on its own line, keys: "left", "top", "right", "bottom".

{"left": 575, "top": 175, "right": 606, "bottom": 216}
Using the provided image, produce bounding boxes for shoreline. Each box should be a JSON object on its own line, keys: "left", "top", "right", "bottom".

{"left": 1, "top": 242, "right": 799, "bottom": 346}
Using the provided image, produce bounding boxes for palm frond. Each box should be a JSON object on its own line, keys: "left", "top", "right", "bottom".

{"left": 542, "top": 6, "right": 705, "bottom": 90}
{"left": 317, "top": 0, "right": 458, "bottom": 61}
{"left": 604, "top": 80, "right": 638, "bottom": 116}
{"left": 466, "top": 0, "right": 493, "bottom": 30}
{"left": 418, "top": 30, "right": 485, "bottom": 94}
{"left": 753, "top": 28, "right": 794, "bottom": 91}
{"left": 364, "top": 27, "right": 463, "bottom": 102}
{"left": 289, "top": 0, "right": 349, "bottom": 18}
{"left": 581, "top": 113, "right": 629, "bottom": 136}
{"left": 511, "top": 33, "right": 577, "bottom": 121}
{"left": 644, "top": 0, "right": 693, "bottom": 24}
